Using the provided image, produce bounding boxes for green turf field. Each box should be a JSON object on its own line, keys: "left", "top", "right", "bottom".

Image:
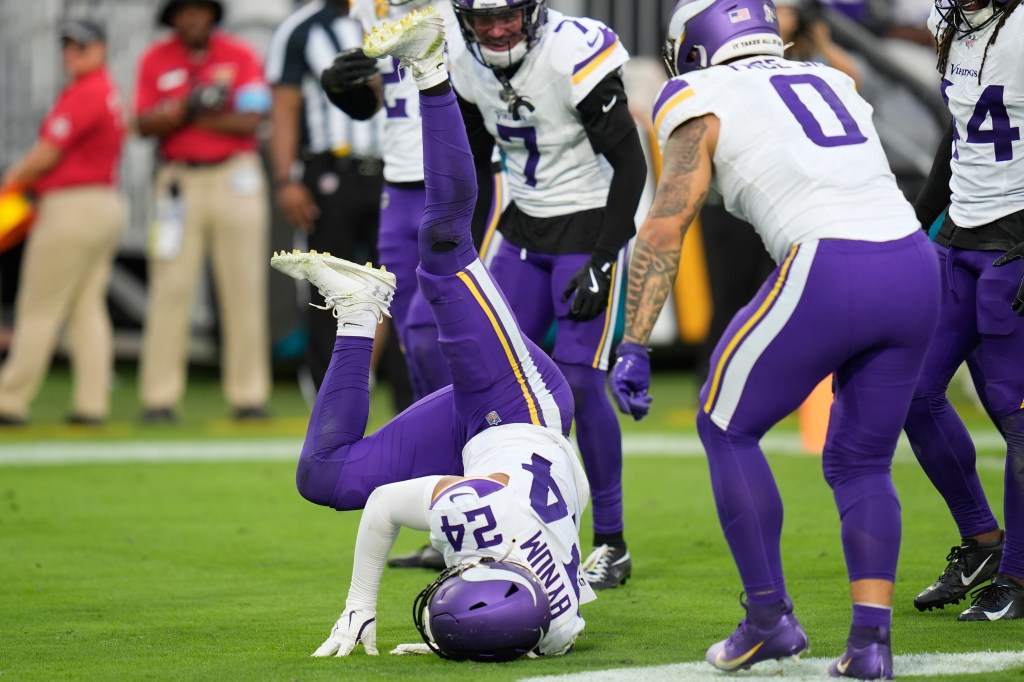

{"left": 1, "top": 367, "right": 1021, "bottom": 681}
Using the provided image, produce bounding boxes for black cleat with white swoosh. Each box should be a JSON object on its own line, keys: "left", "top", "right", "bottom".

{"left": 958, "top": 576, "right": 1024, "bottom": 621}
{"left": 913, "top": 537, "right": 1003, "bottom": 611}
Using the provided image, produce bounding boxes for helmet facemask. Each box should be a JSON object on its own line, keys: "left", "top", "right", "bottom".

{"left": 934, "top": 0, "right": 1009, "bottom": 36}
{"left": 453, "top": 0, "right": 547, "bottom": 70}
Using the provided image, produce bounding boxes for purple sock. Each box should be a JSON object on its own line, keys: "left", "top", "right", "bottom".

{"left": 905, "top": 395, "right": 999, "bottom": 537}
{"left": 833, "top": 473, "right": 901, "bottom": 581}
{"left": 560, "top": 363, "right": 624, "bottom": 535}
{"left": 747, "top": 595, "right": 793, "bottom": 628}
{"left": 849, "top": 605, "right": 891, "bottom": 648}
{"left": 295, "top": 336, "right": 373, "bottom": 506}
{"left": 998, "top": 411, "right": 1024, "bottom": 578}
{"left": 697, "top": 410, "right": 788, "bottom": 600}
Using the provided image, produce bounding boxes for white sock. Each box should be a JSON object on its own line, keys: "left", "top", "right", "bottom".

{"left": 335, "top": 309, "right": 380, "bottom": 338}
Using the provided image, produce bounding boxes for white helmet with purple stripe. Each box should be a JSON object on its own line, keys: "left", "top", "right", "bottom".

{"left": 662, "top": 0, "right": 785, "bottom": 77}
{"left": 452, "top": 0, "right": 548, "bottom": 69}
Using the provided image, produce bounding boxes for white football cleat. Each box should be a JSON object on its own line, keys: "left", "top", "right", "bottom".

{"left": 363, "top": 6, "right": 447, "bottom": 89}
{"left": 270, "top": 250, "right": 396, "bottom": 325}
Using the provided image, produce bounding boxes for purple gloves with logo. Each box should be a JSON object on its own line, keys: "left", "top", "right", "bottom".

{"left": 608, "top": 342, "right": 652, "bottom": 421}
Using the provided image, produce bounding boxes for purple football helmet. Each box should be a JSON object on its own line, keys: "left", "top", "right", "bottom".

{"left": 662, "top": 0, "right": 785, "bottom": 77}
{"left": 934, "top": 0, "right": 1012, "bottom": 35}
{"left": 452, "top": 0, "right": 547, "bottom": 68}
{"left": 413, "top": 559, "right": 552, "bottom": 662}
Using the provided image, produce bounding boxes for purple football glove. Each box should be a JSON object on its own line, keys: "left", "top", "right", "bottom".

{"left": 609, "top": 342, "right": 652, "bottom": 421}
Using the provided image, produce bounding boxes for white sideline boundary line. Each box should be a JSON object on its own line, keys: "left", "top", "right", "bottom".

{"left": 518, "top": 650, "right": 1024, "bottom": 682}
{"left": 0, "top": 431, "right": 1007, "bottom": 467}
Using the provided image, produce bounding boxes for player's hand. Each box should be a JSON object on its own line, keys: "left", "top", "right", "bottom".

{"left": 609, "top": 342, "right": 652, "bottom": 420}
{"left": 390, "top": 643, "right": 433, "bottom": 655}
{"left": 312, "top": 608, "right": 378, "bottom": 657}
{"left": 993, "top": 242, "right": 1024, "bottom": 316}
{"left": 562, "top": 259, "right": 612, "bottom": 321}
{"left": 276, "top": 181, "right": 320, "bottom": 234}
{"left": 321, "top": 48, "right": 379, "bottom": 95}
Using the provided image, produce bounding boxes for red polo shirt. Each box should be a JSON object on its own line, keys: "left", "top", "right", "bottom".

{"left": 34, "top": 67, "right": 125, "bottom": 195}
{"left": 135, "top": 32, "right": 266, "bottom": 163}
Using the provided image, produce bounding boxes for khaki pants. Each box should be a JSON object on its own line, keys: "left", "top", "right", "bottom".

{"left": 140, "top": 153, "right": 270, "bottom": 410}
{"left": 0, "top": 186, "right": 125, "bottom": 419}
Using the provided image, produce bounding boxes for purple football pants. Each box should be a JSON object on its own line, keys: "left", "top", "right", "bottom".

{"left": 376, "top": 183, "right": 452, "bottom": 398}
{"left": 903, "top": 243, "right": 1024, "bottom": 580}
{"left": 487, "top": 224, "right": 628, "bottom": 537}
{"left": 697, "top": 233, "right": 940, "bottom": 602}
{"left": 295, "top": 86, "right": 573, "bottom": 511}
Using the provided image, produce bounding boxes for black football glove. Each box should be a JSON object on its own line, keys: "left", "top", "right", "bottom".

{"left": 321, "top": 48, "right": 379, "bottom": 95}
{"left": 185, "top": 83, "right": 229, "bottom": 118}
{"left": 993, "top": 242, "right": 1024, "bottom": 316}
{"left": 562, "top": 259, "right": 612, "bottom": 321}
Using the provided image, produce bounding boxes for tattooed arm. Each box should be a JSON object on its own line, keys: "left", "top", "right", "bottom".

{"left": 623, "top": 115, "right": 717, "bottom": 345}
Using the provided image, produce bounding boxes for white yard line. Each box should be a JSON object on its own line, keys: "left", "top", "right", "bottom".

{"left": 0, "top": 431, "right": 1007, "bottom": 468}
{"left": 518, "top": 650, "right": 1024, "bottom": 682}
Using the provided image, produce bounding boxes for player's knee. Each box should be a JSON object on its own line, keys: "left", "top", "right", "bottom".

{"left": 695, "top": 409, "right": 721, "bottom": 447}
{"left": 295, "top": 460, "right": 337, "bottom": 508}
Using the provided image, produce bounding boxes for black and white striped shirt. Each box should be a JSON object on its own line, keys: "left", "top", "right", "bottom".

{"left": 265, "top": 0, "right": 382, "bottom": 158}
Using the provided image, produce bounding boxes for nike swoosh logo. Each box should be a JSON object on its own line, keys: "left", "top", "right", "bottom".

{"left": 587, "top": 33, "right": 599, "bottom": 47}
{"left": 984, "top": 603, "right": 1013, "bottom": 620}
{"left": 715, "top": 641, "right": 764, "bottom": 669}
{"left": 961, "top": 554, "right": 993, "bottom": 586}
{"left": 835, "top": 657, "right": 852, "bottom": 675}
{"left": 448, "top": 492, "right": 473, "bottom": 503}
{"left": 602, "top": 95, "right": 617, "bottom": 113}
{"left": 587, "top": 269, "right": 600, "bottom": 293}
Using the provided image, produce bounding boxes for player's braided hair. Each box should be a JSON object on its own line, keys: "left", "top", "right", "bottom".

{"left": 935, "top": 0, "right": 1022, "bottom": 84}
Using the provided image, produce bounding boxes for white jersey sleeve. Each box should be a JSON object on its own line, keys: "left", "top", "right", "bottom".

{"left": 652, "top": 57, "right": 919, "bottom": 263}
{"left": 348, "top": 0, "right": 388, "bottom": 32}
{"left": 449, "top": 11, "right": 630, "bottom": 218}
{"left": 428, "top": 424, "right": 595, "bottom": 656}
{"left": 938, "top": 8, "right": 1024, "bottom": 227}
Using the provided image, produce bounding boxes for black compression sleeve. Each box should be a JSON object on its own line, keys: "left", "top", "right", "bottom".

{"left": 591, "top": 127, "right": 646, "bottom": 263}
{"left": 324, "top": 84, "right": 379, "bottom": 120}
{"left": 577, "top": 72, "right": 636, "bottom": 154}
{"left": 577, "top": 74, "right": 645, "bottom": 263}
{"left": 914, "top": 121, "right": 954, "bottom": 231}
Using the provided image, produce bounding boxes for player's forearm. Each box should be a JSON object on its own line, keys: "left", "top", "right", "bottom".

{"left": 593, "top": 128, "right": 646, "bottom": 263}
{"left": 346, "top": 477, "right": 439, "bottom": 608}
{"left": 622, "top": 219, "right": 685, "bottom": 345}
{"left": 269, "top": 93, "right": 302, "bottom": 185}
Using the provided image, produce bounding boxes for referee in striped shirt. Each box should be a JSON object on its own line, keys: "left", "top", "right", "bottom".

{"left": 267, "top": 0, "right": 384, "bottom": 391}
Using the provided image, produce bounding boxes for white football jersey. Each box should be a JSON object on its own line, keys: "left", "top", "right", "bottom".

{"left": 652, "top": 57, "right": 919, "bottom": 263}
{"left": 449, "top": 10, "right": 630, "bottom": 218}
{"left": 349, "top": 0, "right": 459, "bottom": 183}
{"left": 428, "top": 424, "right": 595, "bottom": 656}
{"left": 928, "top": 5, "right": 1024, "bottom": 227}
